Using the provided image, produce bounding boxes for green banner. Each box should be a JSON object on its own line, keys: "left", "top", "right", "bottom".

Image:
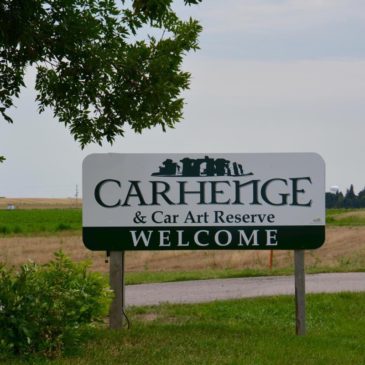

{"left": 83, "top": 225, "right": 325, "bottom": 251}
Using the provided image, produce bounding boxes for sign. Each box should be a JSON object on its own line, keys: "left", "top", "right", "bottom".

{"left": 82, "top": 153, "right": 325, "bottom": 251}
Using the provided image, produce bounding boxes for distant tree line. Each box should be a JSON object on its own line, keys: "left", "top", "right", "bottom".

{"left": 326, "top": 185, "right": 365, "bottom": 208}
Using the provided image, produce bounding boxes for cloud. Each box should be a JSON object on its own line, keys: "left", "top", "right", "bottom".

{"left": 185, "top": 57, "right": 365, "bottom": 108}
{"left": 177, "top": 0, "right": 365, "bottom": 61}
{"left": 198, "top": 0, "right": 365, "bottom": 34}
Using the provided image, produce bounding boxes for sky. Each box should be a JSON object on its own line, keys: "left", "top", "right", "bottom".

{"left": 1, "top": 0, "right": 365, "bottom": 198}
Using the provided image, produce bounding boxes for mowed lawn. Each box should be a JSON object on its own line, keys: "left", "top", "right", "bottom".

{"left": 6, "top": 292, "right": 365, "bottom": 365}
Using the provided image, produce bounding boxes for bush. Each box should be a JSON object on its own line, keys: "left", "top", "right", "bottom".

{"left": 0, "top": 251, "right": 112, "bottom": 358}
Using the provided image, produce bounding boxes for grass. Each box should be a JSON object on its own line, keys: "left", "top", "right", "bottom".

{"left": 4, "top": 292, "right": 365, "bottom": 364}
{"left": 1, "top": 203, "right": 365, "bottom": 363}
{"left": 0, "top": 209, "right": 81, "bottom": 235}
{"left": 3, "top": 231, "right": 365, "bottom": 283}
{"left": 326, "top": 208, "right": 365, "bottom": 226}
{"left": 123, "top": 262, "right": 365, "bottom": 285}
{"left": 124, "top": 267, "right": 293, "bottom": 285}
{"left": 1, "top": 207, "right": 365, "bottom": 285}
{"left": 0, "top": 208, "right": 365, "bottom": 236}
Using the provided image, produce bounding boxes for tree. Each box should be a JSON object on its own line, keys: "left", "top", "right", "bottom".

{"left": 358, "top": 187, "right": 365, "bottom": 207}
{"left": 0, "top": 0, "right": 202, "bottom": 161}
{"left": 325, "top": 192, "right": 337, "bottom": 209}
{"left": 344, "top": 184, "right": 358, "bottom": 208}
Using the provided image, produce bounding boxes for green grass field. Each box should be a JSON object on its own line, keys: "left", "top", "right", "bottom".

{"left": 0, "top": 208, "right": 365, "bottom": 236}
{"left": 5, "top": 292, "right": 365, "bottom": 364}
{"left": 0, "top": 209, "right": 81, "bottom": 235}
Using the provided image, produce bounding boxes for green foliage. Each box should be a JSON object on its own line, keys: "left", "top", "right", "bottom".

{"left": 0, "top": 251, "right": 112, "bottom": 358}
{"left": 326, "top": 185, "right": 365, "bottom": 209}
{"left": 0, "top": 0, "right": 202, "bottom": 147}
{"left": 0, "top": 209, "right": 81, "bottom": 235}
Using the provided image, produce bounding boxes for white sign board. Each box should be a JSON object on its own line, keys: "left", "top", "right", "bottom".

{"left": 83, "top": 153, "right": 325, "bottom": 250}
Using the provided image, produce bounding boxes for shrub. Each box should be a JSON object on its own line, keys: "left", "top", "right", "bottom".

{"left": 0, "top": 251, "right": 112, "bottom": 358}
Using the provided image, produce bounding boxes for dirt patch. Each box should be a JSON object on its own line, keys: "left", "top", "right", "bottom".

{"left": 0, "top": 198, "right": 81, "bottom": 210}
{"left": 0, "top": 227, "right": 364, "bottom": 273}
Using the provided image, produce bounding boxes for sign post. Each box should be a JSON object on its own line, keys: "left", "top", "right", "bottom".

{"left": 83, "top": 153, "right": 325, "bottom": 331}
{"left": 295, "top": 250, "right": 306, "bottom": 335}
{"left": 109, "top": 251, "right": 125, "bottom": 329}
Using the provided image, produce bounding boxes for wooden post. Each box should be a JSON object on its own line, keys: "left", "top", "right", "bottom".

{"left": 294, "top": 250, "right": 306, "bottom": 336}
{"left": 109, "top": 251, "right": 125, "bottom": 329}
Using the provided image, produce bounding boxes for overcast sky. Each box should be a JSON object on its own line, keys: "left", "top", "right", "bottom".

{"left": 1, "top": 0, "right": 365, "bottom": 197}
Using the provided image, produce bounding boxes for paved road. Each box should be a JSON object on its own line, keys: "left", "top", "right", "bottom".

{"left": 125, "top": 272, "right": 365, "bottom": 306}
